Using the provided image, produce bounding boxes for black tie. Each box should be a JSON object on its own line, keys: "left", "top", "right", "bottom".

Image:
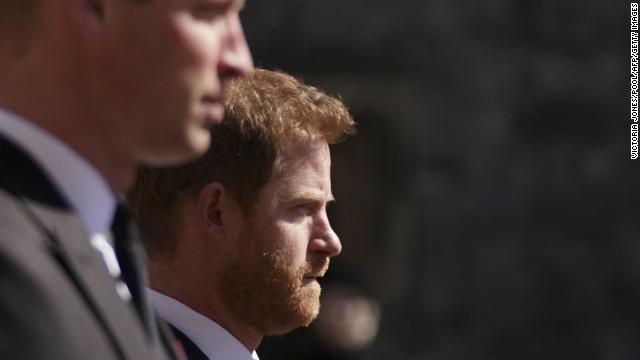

{"left": 112, "top": 201, "right": 182, "bottom": 360}
{"left": 111, "top": 201, "right": 156, "bottom": 338}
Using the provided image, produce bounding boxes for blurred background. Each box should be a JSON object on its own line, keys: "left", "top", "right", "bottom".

{"left": 241, "top": 1, "right": 638, "bottom": 359}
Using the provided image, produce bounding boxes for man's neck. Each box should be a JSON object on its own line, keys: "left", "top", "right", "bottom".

{"left": 149, "top": 266, "right": 264, "bottom": 352}
{"left": 0, "top": 35, "right": 135, "bottom": 194}
{"left": 0, "top": 102, "right": 135, "bottom": 194}
{"left": 0, "top": 93, "right": 134, "bottom": 194}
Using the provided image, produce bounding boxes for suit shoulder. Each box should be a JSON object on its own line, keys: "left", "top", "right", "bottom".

{"left": 0, "top": 187, "right": 123, "bottom": 359}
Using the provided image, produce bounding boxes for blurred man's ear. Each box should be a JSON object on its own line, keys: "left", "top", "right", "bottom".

{"left": 63, "top": 0, "right": 106, "bottom": 46}
{"left": 198, "top": 182, "right": 226, "bottom": 233}
{"left": 86, "top": 0, "right": 105, "bottom": 19}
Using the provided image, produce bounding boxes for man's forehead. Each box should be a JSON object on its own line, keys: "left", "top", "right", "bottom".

{"left": 262, "top": 140, "right": 333, "bottom": 203}
{"left": 270, "top": 168, "right": 334, "bottom": 202}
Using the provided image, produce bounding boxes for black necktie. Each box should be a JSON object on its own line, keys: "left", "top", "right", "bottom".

{"left": 111, "top": 201, "right": 156, "bottom": 337}
{"left": 112, "top": 201, "right": 182, "bottom": 360}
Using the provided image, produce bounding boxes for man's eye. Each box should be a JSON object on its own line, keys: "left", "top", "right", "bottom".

{"left": 292, "top": 203, "right": 313, "bottom": 214}
{"left": 293, "top": 203, "right": 309, "bottom": 210}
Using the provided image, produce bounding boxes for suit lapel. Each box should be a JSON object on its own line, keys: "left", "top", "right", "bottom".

{"left": 0, "top": 135, "right": 152, "bottom": 359}
{"left": 28, "top": 202, "right": 152, "bottom": 359}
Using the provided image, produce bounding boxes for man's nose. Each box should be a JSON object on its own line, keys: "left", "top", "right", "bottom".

{"left": 218, "top": 14, "right": 254, "bottom": 78}
{"left": 309, "top": 212, "right": 342, "bottom": 258}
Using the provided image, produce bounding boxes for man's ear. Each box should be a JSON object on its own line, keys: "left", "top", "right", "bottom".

{"left": 85, "top": 0, "right": 105, "bottom": 21}
{"left": 64, "top": 0, "right": 107, "bottom": 45}
{"left": 196, "top": 182, "right": 227, "bottom": 237}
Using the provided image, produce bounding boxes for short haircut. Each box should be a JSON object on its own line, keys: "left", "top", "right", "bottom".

{"left": 128, "top": 68, "right": 355, "bottom": 258}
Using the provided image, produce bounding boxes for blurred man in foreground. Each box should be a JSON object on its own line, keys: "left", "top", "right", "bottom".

{"left": 0, "top": 0, "right": 252, "bottom": 358}
{"left": 128, "top": 69, "right": 355, "bottom": 359}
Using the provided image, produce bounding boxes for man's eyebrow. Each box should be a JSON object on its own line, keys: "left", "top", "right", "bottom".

{"left": 279, "top": 189, "right": 335, "bottom": 203}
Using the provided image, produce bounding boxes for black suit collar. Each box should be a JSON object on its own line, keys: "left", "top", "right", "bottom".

{"left": 0, "top": 133, "right": 68, "bottom": 209}
{"left": 169, "top": 324, "right": 209, "bottom": 360}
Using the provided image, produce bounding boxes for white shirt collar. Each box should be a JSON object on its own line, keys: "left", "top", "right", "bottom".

{"left": 148, "top": 288, "right": 260, "bottom": 360}
{"left": 0, "top": 106, "right": 115, "bottom": 236}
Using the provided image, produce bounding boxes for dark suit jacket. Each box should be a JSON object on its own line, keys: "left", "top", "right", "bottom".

{"left": 0, "top": 135, "right": 177, "bottom": 359}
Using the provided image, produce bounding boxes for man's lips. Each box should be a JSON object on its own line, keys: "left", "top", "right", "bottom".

{"left": 303, "top": 271, "right": 327, "bottom": 285}
{"left": 201, "top": 96, "right": 224, "bottom": 123}
{"left": 303, "top": 276, "right": 320, "bottom": 285}
{"left": 302, "top": 259, "right": 330, "bottom": 285}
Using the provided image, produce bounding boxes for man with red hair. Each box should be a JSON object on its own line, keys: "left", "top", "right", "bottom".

{"left": 129, "top": 69, "right": 355, "bottom": 359}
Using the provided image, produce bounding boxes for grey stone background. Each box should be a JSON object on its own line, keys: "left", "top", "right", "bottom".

{"left": 241, "top": 1, "right": 638, "bottom": 359}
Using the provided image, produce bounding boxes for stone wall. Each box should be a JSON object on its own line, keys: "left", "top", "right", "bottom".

{"left": 242, "top": 2, "right": 637, "bottom": 359}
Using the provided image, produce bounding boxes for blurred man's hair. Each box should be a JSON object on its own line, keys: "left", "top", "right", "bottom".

{"left": 128, "top": 68, "right": 355, "bottom": 259}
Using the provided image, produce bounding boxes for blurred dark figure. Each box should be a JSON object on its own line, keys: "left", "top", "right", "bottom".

{"left": 311, "top": 284, "right": 381, "bottom": 360}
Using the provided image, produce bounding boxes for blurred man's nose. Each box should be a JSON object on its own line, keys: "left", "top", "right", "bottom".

{"left": 310, "top": 212, "right": 342, "bottom": 258}
{"left": 218, "top": 14, "right": 253, "bottom": 78}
